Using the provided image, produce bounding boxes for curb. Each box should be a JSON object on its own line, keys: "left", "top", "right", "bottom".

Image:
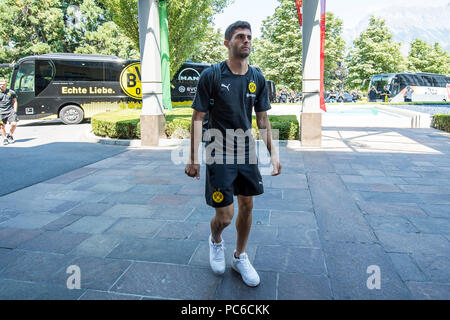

{"left": 83, "top": 129, "right": 184, "bottom": 149}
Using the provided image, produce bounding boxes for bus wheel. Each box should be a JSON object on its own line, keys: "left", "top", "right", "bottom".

{"left": 60, "top": 105, "right": 84, "bottom": 125}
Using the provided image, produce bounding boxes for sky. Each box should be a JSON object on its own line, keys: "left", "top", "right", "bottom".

{"left": 213, "top": 0, "right": 449, "bottom": 37}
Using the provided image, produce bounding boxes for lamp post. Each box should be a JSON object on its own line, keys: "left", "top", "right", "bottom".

{"left": 138, "top": 0, "right": 166, "bottom": 146}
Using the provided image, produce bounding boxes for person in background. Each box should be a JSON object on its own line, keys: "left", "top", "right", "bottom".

{"left": 379, "top": 85, "right": 390, "bottom": 102}
{"left": 0, "top": 79, "right": 18, "bottom": 145}
{"left": 280, "top": 89, "right": 287, "bottom": 103}
{"left": 328, "top": 87, "right": 337, "bottom": 103}
{"left": 351, "top": 90, "right": 358, "bottom": 103}
{"left": 403, "top": 86, "right": 414, "bottom": 102}
{"left": 368, "top": 86, "right": 378, "bottom": 102}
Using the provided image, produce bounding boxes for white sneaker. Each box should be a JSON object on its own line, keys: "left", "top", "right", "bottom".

{"left": 231, "top": 251, "right": 260, "bottom": 287}
{"left": 209, "top": 234, "right": 225, "bottom": 275}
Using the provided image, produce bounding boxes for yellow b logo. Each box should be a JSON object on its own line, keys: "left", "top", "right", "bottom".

{"left": 212, "top": 191, "right": 224, "bottom": 203}
{"left": 249, "top": 81, "right": 256, "bottom": 93}
{"left": 120, "top": 62, "right": 142, "bottom": 99}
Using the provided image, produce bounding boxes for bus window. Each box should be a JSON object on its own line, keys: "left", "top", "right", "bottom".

{"left": 53, "top": 60, "right": 104, "bottom": 81}
{"left": 36, "top": 60, "right": 54, "bottom": 95}
{"left": 104, "top": 62, "right": 126, "bottom": 82}
{"left": 390, "top": 78, "right": 400, "bottom": 96}
{"left": 14, "top": 61, "right": 35, "bottom": 92}
{"left": 421, "top": 75, "right": 438, "bottom": 87}
{"left": 371, "top": 75, "right": 390, "bottom": 91}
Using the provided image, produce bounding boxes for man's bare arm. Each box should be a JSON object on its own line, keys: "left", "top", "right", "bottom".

{"left": 185, "top": 110, "right": 205, "bottom": 179}
{"left": 190, "top": 110, "right": 205, "bottom": 164}
{"left": 256, "top": 111, "right": 281, "bottom": 175}
{"left": 12, "top": 98, "right": 17, "bottom": 112}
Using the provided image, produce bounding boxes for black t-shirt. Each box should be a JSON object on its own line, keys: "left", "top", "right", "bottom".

{"left": 0, "top": 89, "right": 17, "bottom": 115}
{"left": 192, "top": 61, "right": 271, "bottom": 164}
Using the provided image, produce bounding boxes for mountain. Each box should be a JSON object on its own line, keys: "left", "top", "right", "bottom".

{"left": 342, "top": 2, "right": 450, "bottom": 54}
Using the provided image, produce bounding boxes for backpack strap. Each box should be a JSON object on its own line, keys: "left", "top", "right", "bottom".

{"left": 202, "top": 63, "right": 222, "bottom": 141}
{"left": 210, "top": 63, "right": 221, "bottom": 105}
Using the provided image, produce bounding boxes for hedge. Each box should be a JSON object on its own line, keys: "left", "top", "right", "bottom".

{"left": 433, "top": 114, "right": 450, "bottom": 133}
{"left": 91, "top": 107, "right": 300, "bottom": 140}
{"left": 91, "top": 110, "right": 141, "bottom": 139}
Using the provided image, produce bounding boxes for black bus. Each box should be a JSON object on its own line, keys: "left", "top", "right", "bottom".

{"left": 1, "top": 53, "right": 275, "bottom": 124}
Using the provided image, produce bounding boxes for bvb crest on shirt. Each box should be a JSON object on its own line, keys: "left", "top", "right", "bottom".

{"left": 212, "top": 190, "right": 224, "bottom": 203}
{"left": 248, "top": 81, "right": 256, "bottom": 93}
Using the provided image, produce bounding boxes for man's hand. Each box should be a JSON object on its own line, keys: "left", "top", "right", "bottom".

{"left": 271, "top": 154, "right": 282, "bottom": 176}
{"left": 185, "top": 163, "right": 200, "bottom": 179}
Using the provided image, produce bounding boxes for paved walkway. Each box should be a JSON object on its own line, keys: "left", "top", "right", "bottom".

{"left": 0, "top": 127, "right": 449, "bottom": 299}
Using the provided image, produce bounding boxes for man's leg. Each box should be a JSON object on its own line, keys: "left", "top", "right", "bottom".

{"left": 235, "top": 195, "right": 253, "bottom": 256}
{"left": 210, "top": 202, "right": 234, "bottom": 243}
{"left": 1, "top": 124, "right": 6, "bottom": 139}
{"left": 208, "top": 202, "right": 234, "bottom": 275}
{"left": 9, "top": 122, "right": 17, "bottom": 136}
{"left": 231, "top": 194, "right": 260, "bottom": 287}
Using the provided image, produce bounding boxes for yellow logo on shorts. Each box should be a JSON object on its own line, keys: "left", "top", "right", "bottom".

{"left": 248, "top": 81, "right": 256, "bottom": 93}
{"left": 212, "top": 190, "right": 224, "bottom": 203}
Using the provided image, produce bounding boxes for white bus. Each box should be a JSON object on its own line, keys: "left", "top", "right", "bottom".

{"left": 368, "top": 72, "right": 450, "bottom": 103}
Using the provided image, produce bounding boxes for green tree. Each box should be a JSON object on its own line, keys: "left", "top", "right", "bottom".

{"left": 102, "top": 0, "right": 233, "bottom": 79}
{"left": 252, "top": 0, "right": 303, "bottom": 91}
{"left": 190, "top": 26, "right": 227, "bottom": 64}
{"left": 252, "top": 0, "right": 347, "bottom": 92}
{"left": 324, "top": 12, "right": 347, "bottom": 91}
{"left": 346, "top": 15, "right": 406, "bottom": 89}
{"left": 0, "top": 0, "right": 138, "bottom": 79}
{"left": 68, "top": 0, "right": 139, "bottom": 58}
{"left": 408, "top": 39, "right": 450, "bottom": 75}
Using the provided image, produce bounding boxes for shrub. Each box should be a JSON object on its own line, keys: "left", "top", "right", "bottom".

{"left": 91, "top": 110, "right": 141, "bottom": 139}
{"left": 433, "top": 114, "right": 450, "bottom": 133}
{"left": 92, "top": 107, "right": 300, "bottom": 140}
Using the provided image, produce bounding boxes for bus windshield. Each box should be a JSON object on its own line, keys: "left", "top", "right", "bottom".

{"left": 369, "top": 74, "right": 393, "bottom": 92}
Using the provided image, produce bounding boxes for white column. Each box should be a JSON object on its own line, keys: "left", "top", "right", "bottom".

{"left": 138, "top": 0, "right": 163, "bottom": 115}
{"left": 138, "top": 0, "right": 165, "bottom": 146}
{"left": 300, "top": 0, "right": 322, "bottom": 146}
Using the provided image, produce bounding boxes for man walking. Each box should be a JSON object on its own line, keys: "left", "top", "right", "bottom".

{"left": 0, "top": 79, "right": 18, "bottom": 145}
{"left": 185, "top": 21, "right": 281, "bottom": 287}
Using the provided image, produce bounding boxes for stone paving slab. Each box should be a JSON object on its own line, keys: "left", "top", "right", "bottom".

{"left": 213, "top": 269, "right": 278, "bottom": 300}
{"left": 1, "top": 127, "right": 450, "bottom": 299}
{"left": 0, "top": 228, "right": 43, "bottom": 249}
{"left": 0, "top": 279, "right": 85, "bottom": 300}
{"left": 111, "top": 262, "right": 219, "bottom": 299}
{"left": 50, "top": 256, "right": 132, "bottom": 291}
{"left": 78, "top": 289, "right": 142, "bottom": 300}
{"left": 0, "top": 250, "right": 76, "bottom": 283}
{"left": 277, "top": 273, "right": 332, "bottom": 300}
{"left": 322, "top": 241, "right": 412, "bottom": 299}
{"left": 18, "top": 230, "right": 91, "bottom": 254}
{"left": 107, "top": 238, "right": 199, "bottom": 264}
{"left": 406, "top": 282, "right": 450, "bottom": 300}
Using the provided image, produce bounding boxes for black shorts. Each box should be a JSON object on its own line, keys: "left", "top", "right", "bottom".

{"left": 205, "top": 163, "right": 264, "bottom": 208}
{"left": 1, "top": 111, "right": 19, "bottom": 124}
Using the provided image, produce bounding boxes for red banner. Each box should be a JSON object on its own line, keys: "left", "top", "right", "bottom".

{"left": 295, "top": 0, "right": 302, "bottom": 26}
{"left": 320, "top": 0, "right": 326, "bottom": 112}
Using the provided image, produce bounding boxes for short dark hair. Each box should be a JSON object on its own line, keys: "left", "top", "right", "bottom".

{"left": 225, "top": 21, "right": 251, "bottom": 41}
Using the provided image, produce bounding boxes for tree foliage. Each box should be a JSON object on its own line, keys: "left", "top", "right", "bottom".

{"left": 102, "top": 0, "right": 233, "bottom": 79}
{"left": 0, "top": 0, "right": 138, "bottom": 80}
{"left": 252, "top": 0, "right": 347, "bottom": 92}
{"left": 190, "top": 26, "right": 227, "bottom": 64}
{"left": 251, "top": 0, "right": 303, "bottom": 91}
{"left": 408, "top": 39, "right": 450, "bottom": 75}
{"left": 346, "top": 15, "right": 406, "bottom": 89}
